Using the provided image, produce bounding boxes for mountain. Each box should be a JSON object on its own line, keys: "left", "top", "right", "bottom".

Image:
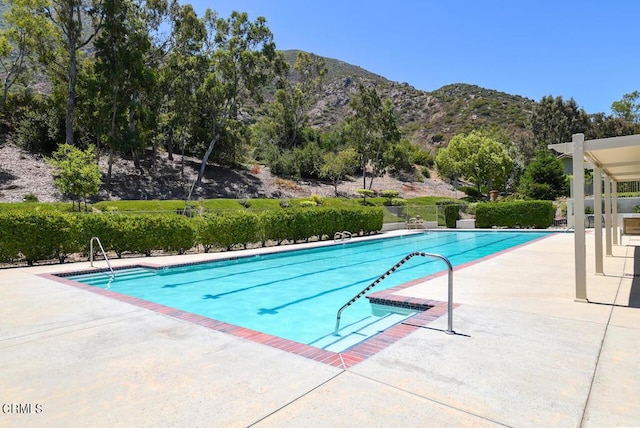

{"left": 281, "top": 50, "right": 536, "bottom": 151}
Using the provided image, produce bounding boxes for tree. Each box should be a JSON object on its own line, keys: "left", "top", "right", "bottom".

{"left": 49, "top": 144, "right": 102, "bottom": 210}
{"left": 0, "top": 0, "right": 48, "bottom": 111}
{"left": 346, "top": 83, "right": 400, "bottom": 189}
{"left": 270, "top": 51, "right": 326, "bottom": 149}
{"left": 531, "top": 95, "right": 590, "bottom": 148}
{"left": 157, "top": 3, "right": 206, "bottom": 167}
{"left": 93, "top": 0, "right": 152, "bottom": 187}
{"left": 189, "top": 10, "right": 284, "bottom": 198}
{"left": 436, "top": 130, "right": 513, "bottom": 196}
{"left": 518, "top": 150, "right": 568, "bottom": 200}
{"left": 587, "top": 112, "right": 637, "bottom": 140}
{"left": 611, "top": 91, "right": 640, "bottom": 124}
{"left": 29, "top": 0, "right": 104, "bottom": 146}
{"left": 320, "top": 148, "right": 359, "bottom": 196}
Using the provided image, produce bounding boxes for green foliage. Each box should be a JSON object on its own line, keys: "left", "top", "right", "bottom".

{"left": 436, "top": 130, "right": 512, "bottom": 195}
{"left": 299, "top": 200, "right": 317, "bottom": 207}
{"left": 0, "top": 211, "right": 79, "bottom": 265}
{"left": 380, "top": 190, "right": 401, "bottom": 206}
{"left": 23, "top": 193, "right": 39, "bottom": 202}
{"left": 475, "top": 201, "right": 554, "bottom": 229}
{"left": 320, "top": 148, "right": 359, "bottom": 195}
{"left": 383, "top": 141, "right": 414, "bottom": 175}
{"left": 518, "top": 150, "right": 568, "bottom": 200}
{"left": 346, "top": 83, "right": 400, "bottom": 188}
{"left": 355, "top": 188, "right": 375, "bottom": 204}
{"left": 531, "top": 96, "right": 590, "bottom": 148}
{"left": 48, "top": 144, "right": 102, "bottom": 210}
{"left": 611, "top": 91, "right": 640, "bottom": 124}
{"left": 197, "top": 211, "right": 260, "bottom": 251}
{"left": 458, "top": 186, "right": 483, "bottom": 199}
{"left": 444, "top": 205, "right": 460, "bottom": 228}
{"left": 12, "top": 98, "right": 64, "bottom": 153}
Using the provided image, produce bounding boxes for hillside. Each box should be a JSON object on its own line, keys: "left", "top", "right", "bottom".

{"left": 0, "top": 142, "right": 462, "bottom": 203}
{"left": 0, "top": 46, "right": 535, "bottom": 203}
{"left": 280, "top": 50, "right": 537, "bottom": 150}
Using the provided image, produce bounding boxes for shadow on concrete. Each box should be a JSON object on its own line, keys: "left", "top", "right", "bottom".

{"left": 629, "top": 247, "right": 640, "bottom": 308}
{"left": 589, "top": 246, "right": 640, "bottom": 309}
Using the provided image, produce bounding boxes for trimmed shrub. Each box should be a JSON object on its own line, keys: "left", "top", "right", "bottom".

{"left": 475, "top": 201, "right": 554, "bottom": 229}
{"left": 197, "top": 211, "right": 260, "bottom": 250}
{"left": 0, "top": 211, "right": 78, "bottom": 265}
{"left": 380, "top": 189, "right": 400, "bottom": 203}
{"left": 444, "top": 205, "right": 460, "bottom": 228}
{"left": 436, "top": 200, "right": 465, "bottom": 226}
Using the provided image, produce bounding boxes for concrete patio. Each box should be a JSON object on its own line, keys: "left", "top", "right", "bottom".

{"left": 1, "top": 231, "right": 639, "bottom": 427}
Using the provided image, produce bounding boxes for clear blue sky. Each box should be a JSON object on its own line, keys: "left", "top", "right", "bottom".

{"left": 185, "top": 1, "right": 639, "bottom": 114}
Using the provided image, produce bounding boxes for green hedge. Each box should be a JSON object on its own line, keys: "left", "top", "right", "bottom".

{"left": 0, "top": 207, "right": 383, "bottom": 265}
{"left": 444, "top": 205, "right": 460, "bottom": 228}
{"left": 475, "top": 201, "right": 554, "bottom": 229}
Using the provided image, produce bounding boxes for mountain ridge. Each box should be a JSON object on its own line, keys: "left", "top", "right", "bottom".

{"left": 280, "top": 50, "right": 536, "bottom": 152}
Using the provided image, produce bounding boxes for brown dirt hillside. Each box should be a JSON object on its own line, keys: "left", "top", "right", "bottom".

{"left": 0, "top": 142, "right": 463, "bottom": 203}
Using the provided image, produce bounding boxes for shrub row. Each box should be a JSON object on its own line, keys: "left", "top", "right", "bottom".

{"left": 475, "top": 201, "right": 554, "bottom": 229}
{"left": 0, "top": 207, "right": 383, "bottom": 265}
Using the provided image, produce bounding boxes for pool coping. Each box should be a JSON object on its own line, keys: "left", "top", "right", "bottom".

{"left": 38, "top": 230, "right": 554, "bottom": 369}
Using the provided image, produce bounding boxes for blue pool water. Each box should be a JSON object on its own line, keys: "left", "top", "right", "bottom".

{"left": 67, "top": 231, "right": 550, "bottom": 350}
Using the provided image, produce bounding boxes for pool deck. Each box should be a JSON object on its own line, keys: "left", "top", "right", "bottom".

{"left": 1, "top": 231, "right": 639, "bottom": 427}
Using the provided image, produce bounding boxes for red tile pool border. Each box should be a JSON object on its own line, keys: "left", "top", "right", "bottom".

{"left": 39, "top": 231, "right": 554, "bottom": 369}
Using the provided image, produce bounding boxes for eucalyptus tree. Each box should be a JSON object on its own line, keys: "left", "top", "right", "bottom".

{"left": 346, "top": 83, "right": 400, "bottom": 189}
{"left": 531, "top": 95, "right": 589, "bottom": 148}
{"left": 0, "top": 0, "right": 49, "bottom": 110}
{"left": 27, "top": 0, "right": 105, "bottom": 146}
{"left": 157, "top": 2, "right": 206, "bottom": 167}
{"left": 273, "top": 51, "right": 326, "bottom": 149}
{"left": 92, "top": 0, "right": 152, "bottom": 186}
{"left": 188, "top": 10, "right": 284, "bottom": 198}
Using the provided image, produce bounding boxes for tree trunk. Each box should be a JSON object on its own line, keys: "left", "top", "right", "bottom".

{"left": 65, "top": 50, "right": 77, "bottom": 146}
{"left": 132, "top": 149, "right": 140, "bottom": 170}
{"left": 107, "top": 147, "right": 114, "bottom": 189}
{"left": 167, "top": 126, "right": 174, "bottom": 161}
{"left": 195, "top": 133, "right": 219, "bottom": 186}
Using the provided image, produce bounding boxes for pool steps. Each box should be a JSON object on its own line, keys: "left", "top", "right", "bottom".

{"left": 312, "top": 312, "right": 413, "bottom": 352}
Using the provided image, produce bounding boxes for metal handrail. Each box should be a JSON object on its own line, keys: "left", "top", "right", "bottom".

{"left": 333, "top": 231, "right": 352, "bottom": 242}
{"left": 89, "top": 236, "right": 114, "bottom": 279}
{"left": 334, "top": 251, "right": 454, "bottom": 335}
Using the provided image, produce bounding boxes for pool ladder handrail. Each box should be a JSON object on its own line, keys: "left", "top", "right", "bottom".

{"left": 333, "top": 231, "right": 352, "bottom": 242}
{"left": 334, "top": 251, "right": 454, "bottom": 335}
{"left": 89, "top": 236, "right": 115, "bottom": 280}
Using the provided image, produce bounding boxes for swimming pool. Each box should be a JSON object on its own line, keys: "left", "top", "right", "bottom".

{"left": 63, "top": 231, "right": 550, "bottom": 352}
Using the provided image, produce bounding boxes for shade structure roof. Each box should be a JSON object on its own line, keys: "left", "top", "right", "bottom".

{"left": 550, "top": 134, "right": 640, "bottom": 181}
{"left": 548, "top": 133, "right": 640, "bottom": 302}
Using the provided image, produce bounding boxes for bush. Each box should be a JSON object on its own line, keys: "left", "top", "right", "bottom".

{"left": 475, "top": 201, "right": 554, "bottom": 229}
{"left": 0, "top": 211, "right": 79, "bottom": 265}
{"left": 458, "top": 186, "right": 483, "bottom": 199}
{"left": 436, "top": 200, "right": 465, "bottom": 226}
{"left": 23, "top": 193, "right": 39, "bottom": 203}
{"left": 355, "top": 189, "right": 375, "bottom": 204}
{"left": 380, "top": 190, "right": 400, "bottom": 206}
{"left": 197, "top": 211, "right": 260, "bottom": 251}
{"left": 444, "top": 205, "right": 460, "bottom": 228}
{"left": 0, "top": 206, "right": 384, "bottom": 264}
{"left": 299, "top": 200, "right": 317, "bottom": 207}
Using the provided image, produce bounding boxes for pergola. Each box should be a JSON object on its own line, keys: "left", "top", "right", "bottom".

{"left": 549, "top": 133, "right": 640, "bottom": 301}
